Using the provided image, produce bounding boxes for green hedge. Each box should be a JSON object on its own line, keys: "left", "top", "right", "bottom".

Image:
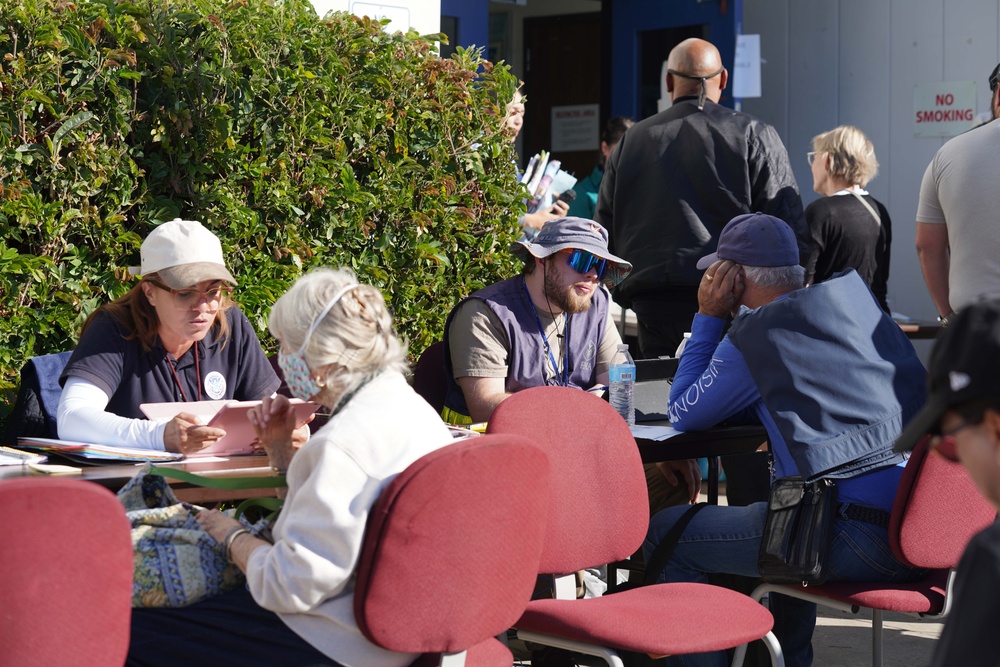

{"left": 0, "top": 0, "right": 523, "bottom": 423}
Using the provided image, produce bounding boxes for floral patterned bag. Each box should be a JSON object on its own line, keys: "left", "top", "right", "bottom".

{"left": 116, "top": 466, "right": 270, "bottom": 607}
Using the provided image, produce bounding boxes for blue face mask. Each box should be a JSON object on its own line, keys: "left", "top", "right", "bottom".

{"left": 279, "top": 283, "right": 359, "bottom": 401}
{"left": 277, "top": 349, "right": 324, "bottom": 401}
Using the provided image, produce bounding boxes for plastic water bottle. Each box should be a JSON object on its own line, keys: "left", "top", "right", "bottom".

{"left": 609, "top": 343, "right": 636, "bottom": 426}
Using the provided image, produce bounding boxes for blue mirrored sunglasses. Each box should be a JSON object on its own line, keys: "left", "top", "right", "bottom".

{"left": 560, "top": 248, "right": 608, "bottom": 280}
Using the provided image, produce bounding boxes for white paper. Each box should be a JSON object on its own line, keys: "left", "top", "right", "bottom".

{"left": 734, "top": 35, "right": 762, "bottom": 99}
{"left": 551, "top": 104, "right": 600, "bottom": 153}
{"left": 630, "top": 424, "right": 682, "bottom": 441}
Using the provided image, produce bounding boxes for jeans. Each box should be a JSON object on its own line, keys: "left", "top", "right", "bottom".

{"left": 128, "top": 586, "right": 344, "bottom": 667}
{"left": 643, "top": 502, "right": 922, "bottom": 667}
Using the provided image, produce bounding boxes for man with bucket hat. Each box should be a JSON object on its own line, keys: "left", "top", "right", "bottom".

{"left": 894, "top": 300, "right": 1000, "bottom": 667}
{"left": 644, "top": 212, "right": 926, "bottom": 667}
{"left": 443, "top": 216, "right": 631, "bottom": 425}
{"left": 443, "top": 217, "right": 700, "bottom": 523}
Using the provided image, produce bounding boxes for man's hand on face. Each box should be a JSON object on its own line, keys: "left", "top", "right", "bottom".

{"left": 697, "top": 259, "right": 745, "bottom": 318}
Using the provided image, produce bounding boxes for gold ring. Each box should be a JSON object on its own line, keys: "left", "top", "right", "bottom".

{"left": 705, "top": 274, "right": 714, "bottom": 281}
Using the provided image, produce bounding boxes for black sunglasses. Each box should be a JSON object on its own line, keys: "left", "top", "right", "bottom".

{"left": 990, "top": 66, "right": 1000, "bottom": 92}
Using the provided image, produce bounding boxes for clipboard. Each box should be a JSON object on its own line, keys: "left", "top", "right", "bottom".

{"left": 139, "top": 399, "right": 320, "bottom": 457}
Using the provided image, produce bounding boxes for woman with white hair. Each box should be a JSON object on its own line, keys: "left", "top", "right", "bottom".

{"left": 805, "top": 125, "right": 892, "bottom": 311}
{"left": 126, "top": 268, "right": 454, "bottom": 667}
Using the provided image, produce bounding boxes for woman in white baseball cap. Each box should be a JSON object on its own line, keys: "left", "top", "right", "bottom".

{"left": 57, "top": 219, "right": 283, "bottom": 454}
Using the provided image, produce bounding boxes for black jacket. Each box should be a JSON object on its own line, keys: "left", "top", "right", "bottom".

{"left": 595, "top": 97, "right": 808, "bottom": 305}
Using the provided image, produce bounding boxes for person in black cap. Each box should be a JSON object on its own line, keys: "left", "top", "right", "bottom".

{"left": 894, "top": 299, "right": 1000, "bottom": 667}
{"left": 595, "top": 37, "right": 809, "bottom": 358}
{"left": 645, "top": 212, "right": 926, "bottom": 667}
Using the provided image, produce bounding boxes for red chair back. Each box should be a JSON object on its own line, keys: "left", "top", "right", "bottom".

{"left": 354, "top": 434, "right": 549, "bottom": 658}
{"left": 890, "top": 436, "right": 997, "bottom": 569}
{"left": 487, "top": 385, "right": 648, "bottom": 574}
{"left": 0, "top": 478, "right": 133, "bottom": 667}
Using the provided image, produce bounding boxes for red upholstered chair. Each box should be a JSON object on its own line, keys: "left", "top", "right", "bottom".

{"left": 487, "top": 386, "right": 784, "bottom": 667}
{"left": 354, "top": 434, "right": 550, "bottom": 667}
{"left": 412, "top": 341, "right": 449, "bottom": 416}
{"left": 733, "top": 436, "right": 998, "bottom": 667}
{"left": 0, "top": 478, "right": 133, "bottom": 667}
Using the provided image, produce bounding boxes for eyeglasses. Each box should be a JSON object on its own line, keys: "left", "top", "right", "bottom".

{"left": 147, "top": 279, "right": 232, "bottom": 308}
{"left": 806, "top": 151, "right": 818, "bottom": 166}
{"left": 560, "top": 248, "right": 608, "bottom": 280}
{"left": 932, "top": 416, "right": 980, "bottom": 462}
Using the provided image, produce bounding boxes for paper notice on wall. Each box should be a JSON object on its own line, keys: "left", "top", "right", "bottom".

{"left": 551, "top": 104, "right": 600, "bottom": 153}
{"left": 733, "top": 34, "right": 762, "bottom": 99}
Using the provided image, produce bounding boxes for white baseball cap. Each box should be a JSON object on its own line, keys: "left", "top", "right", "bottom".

{"left": 128, "top": 219, "right": 237, "bottom": 289}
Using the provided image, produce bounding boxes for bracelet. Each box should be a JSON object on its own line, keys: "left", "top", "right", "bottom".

{"left": 224, "top": 527, "right": 250, "bottom": 562}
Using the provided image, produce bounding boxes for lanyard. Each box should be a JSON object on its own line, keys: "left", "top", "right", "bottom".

{"left": 165, "top": 343, "right": 202, "bottom": 402}
{"left": 522, "top": 278, "right": 570, "bottom": 387}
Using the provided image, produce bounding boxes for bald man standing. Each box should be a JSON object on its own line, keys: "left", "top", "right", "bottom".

{"left": 595, "top": 38, "right": 809, "bottom": 358}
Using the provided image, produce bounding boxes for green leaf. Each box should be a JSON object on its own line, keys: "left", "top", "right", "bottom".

{"left": 53, "top": 111, "right": 96, "bottom": 145}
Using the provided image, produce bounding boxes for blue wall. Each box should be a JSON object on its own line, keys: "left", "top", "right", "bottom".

{"left": 610, "top": 0, "right": 741, "bottom": 120}
{"left": 441, "top": 0, "right": 488, "bottom": 54}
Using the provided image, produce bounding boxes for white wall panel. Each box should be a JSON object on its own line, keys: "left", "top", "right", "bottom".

{"left": 787, "top": 0, "right": 840, "bottom": 207}
{"left": 886, "top": 0, "right": 946, "bottom": 321}
{"left": 838, "top": 0, "right": 891, "bottom": 206}
{"left": 704, "top": 0, "right": 1000, "bottom": 336}
{"left": 742, "top": 0, "right": 791, "bottom": 140}
{"left": 943, "top": 0, "right": 997, "bottom": 112}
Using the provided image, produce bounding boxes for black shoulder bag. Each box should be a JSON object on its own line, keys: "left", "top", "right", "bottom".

{"left": 757, "top": 476, "right": 837, "bottom": 585}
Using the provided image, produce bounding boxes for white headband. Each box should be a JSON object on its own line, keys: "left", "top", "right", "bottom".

{"left": 295, "top": 283, "right": 360, "bottom": 356}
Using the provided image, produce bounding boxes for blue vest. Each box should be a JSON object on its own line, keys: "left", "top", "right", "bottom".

{"left": 443, "top": 276, "right": 609, "bottom": 419}
{"left": 727, "top": 270, "right": 925, "bottom": 481}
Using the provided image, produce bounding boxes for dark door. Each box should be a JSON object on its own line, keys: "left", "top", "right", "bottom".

{"left": 522, "top": 13, "right": 602, "bottom": 182}
{"left": 638, "top": 24, "right": 708, "bottom": 120}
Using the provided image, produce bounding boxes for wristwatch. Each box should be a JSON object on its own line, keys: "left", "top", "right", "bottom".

{"left": 937, "top": 314, "right": 951, "bottom": 328}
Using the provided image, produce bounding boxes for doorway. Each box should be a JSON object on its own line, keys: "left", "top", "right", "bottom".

{"left": 521, "top": 12, "right": 602, "bottom": 181}
{"left": 638, "top": 24, "right": 708, "bottom": 120}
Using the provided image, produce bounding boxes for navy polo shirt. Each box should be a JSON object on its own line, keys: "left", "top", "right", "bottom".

{"left": 61, "top": 307, "right": 280, "bottom": 418}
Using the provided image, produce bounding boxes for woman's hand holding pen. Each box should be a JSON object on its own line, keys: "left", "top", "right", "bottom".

{"left": 163, "top": 413, "right": 226, "bottom": 454}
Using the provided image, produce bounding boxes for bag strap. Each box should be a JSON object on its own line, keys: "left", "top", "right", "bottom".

{"left": 234, "top": 496, "right": 284, "bottom": 521}
{"left": 148, "top": 465, "right": 287, "bottom": 490}
{"left": 850, "top": 191, "right": 881, "bottom": 227}
{"left": 642, "top": 502, "right": 708, "bottom": 586}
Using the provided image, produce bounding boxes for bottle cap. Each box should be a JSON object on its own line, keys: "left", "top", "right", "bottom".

{"left": 617, "top": 343, "right": 628, "bottom": 351}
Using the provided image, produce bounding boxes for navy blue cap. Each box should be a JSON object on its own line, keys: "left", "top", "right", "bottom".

{"left": 696, "top": 212, "right": 800, "bottom": 270}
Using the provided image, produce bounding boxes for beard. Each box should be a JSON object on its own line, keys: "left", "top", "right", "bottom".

{"left": 543, "top": 264, "right": 594, "bottom": 314}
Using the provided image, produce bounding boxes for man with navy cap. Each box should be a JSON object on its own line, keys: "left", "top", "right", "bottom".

{"left": 893, "top": 299, "right": 1000, "bottom": 667}
{"left": 645, "top": 212, "right": 927, "bottom": 667}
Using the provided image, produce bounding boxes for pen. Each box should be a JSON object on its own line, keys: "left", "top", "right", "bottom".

{"left": 588, "top": 385, "right": 609, "bottom": 394}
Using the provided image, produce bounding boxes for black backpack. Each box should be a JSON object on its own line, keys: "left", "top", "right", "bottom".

{"left": 2, "top": 351, "right": 71, "bottom": 447}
